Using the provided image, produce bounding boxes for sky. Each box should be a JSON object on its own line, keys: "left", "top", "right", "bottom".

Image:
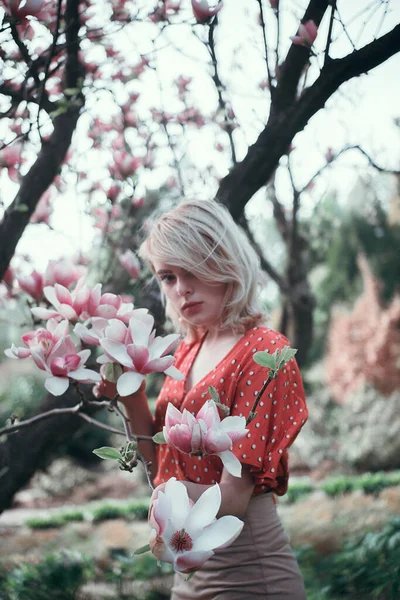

{"left": 1, "top": 0, "right": 399, "bottom": 270}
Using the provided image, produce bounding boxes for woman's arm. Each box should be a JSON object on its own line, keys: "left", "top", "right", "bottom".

{"left": 181, "top": 466, "right": 255, "bottom": 518}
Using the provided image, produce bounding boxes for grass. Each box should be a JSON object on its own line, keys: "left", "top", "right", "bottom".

{"left": 26, "top": 500, "right": 150, "bottom": 529}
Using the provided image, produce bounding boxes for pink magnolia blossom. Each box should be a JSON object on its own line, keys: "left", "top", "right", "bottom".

{"left": 290, "top": 20, "right": 318, "bottom": 48}
{"left": 148, "top": 478, "right": 243, "bottom": 573}
{"left": 74, "top": 317, "right": 110, "bottom": 346}
{"left": 31, "top": 280, "right": 91, "bottom": 322}
{"left": 3, "top": 267, "right": 14, "bottom": 289}
{"left": 82, "top": 285, "right": 139, "bottom": 322}
{"left": 5, "top": 318, "right": 69, "bottom": 360}
{"left": 5, "top": 318, "right": 100, "bottom": 395}
{"left": 6, "top": 0, "right": 44, "bottom": 19}
{"left": 98, "top": 313, "right": 183, "bottom": 395}
{"left": 17, "top": 269, "right": 44, "bottom": 301}
{"left": 119, "top": 249, "right": 141, "bottom": 279}
{"left": 191, "top": 0, "right": 222, "bottom": 24}
{"left": 111, "top": 151, "right": 141, "bottom": 179}
{"left": 163, "top": 400, "right": 248, "bottom": 477}
{"left": 43, "top": 259, "right": 86, "bottom": 289}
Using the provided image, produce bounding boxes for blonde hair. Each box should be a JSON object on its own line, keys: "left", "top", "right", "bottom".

{"left": 139, "top": 199, "right": 264, "bottom": 339}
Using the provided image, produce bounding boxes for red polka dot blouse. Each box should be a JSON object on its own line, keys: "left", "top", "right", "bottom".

{"left": 153, "top": 326, "right": 308, "bottom": 496}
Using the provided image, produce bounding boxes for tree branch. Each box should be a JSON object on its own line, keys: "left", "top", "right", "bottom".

{"left": 217, "top": 23, "right": 400, "bottom": 219}
{"left": 0, "top": 0, "right": 85, "bottom": 282}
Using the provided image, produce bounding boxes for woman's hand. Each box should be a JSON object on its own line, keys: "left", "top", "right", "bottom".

{"left": 93, "top": 369, "right": 146, "bottom": 402}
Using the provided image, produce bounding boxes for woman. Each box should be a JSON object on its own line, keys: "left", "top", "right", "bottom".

{"left": 119, "top": 199, "right": 308, "bottom": 599}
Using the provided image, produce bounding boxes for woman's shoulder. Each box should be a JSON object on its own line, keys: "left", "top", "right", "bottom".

{"left": 243, "top": 324, "right": 290, "bottom": 347}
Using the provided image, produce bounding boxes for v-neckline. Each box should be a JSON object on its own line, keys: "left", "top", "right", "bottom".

{"left": 183, "top": 328, "right": 252, "bottom": 397}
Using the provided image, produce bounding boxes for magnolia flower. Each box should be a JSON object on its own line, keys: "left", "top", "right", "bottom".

{"left": 30, "top": 336, "right": 101, "bottom": 396}
{"left": 74, "top": 317, "right": 110, "bottom": 346}
{"left": 6, "top": 0, "right": 44, "bottom": 19}
{"left": 17, "top": 269, "right": 44, "bottom": 301}
{"left": 149, "top": 478, "right": 243, "bottom": 573}
{"left": 119, "top": 249, "right": 141, "bottom": 279}
{"left": 31, "top": 280, "right": 90, "bottom": 322}
{"left": 31, "top": 280, "right": 138, "bottom": 324}
{"left": 43, "top": 259, "right": 86, "bottom": 289}
{"left": 163, "top": 400, "right": 248, "bottom": 477}
{"left": 4, "top": 319, "right": 100, "bottom": 395}
{"left": 290, "top": 20, "right": 318, "bottom": 48}
{"left": 191, "top": 0, "right": 222, "bottom": 23}
{"left": 5, "top": 318, "right": 69, "bottom": 360}
{"left": 98, "top": 312, "right": 183, "bottom": 395}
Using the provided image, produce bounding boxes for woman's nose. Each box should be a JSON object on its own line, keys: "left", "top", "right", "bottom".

{"left": 176, "top": 277, "right": 193, "bottom": 297}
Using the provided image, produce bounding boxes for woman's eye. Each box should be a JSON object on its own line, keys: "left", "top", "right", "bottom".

{"left": 160, "top": 274, "right": 176, "bottom": 283}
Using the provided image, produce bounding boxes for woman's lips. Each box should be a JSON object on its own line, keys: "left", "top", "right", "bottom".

{"left": 181, "top": 302, "right": 203, "bottom": 314}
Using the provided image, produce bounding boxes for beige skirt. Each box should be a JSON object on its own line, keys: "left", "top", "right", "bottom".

{"left": 171, "top": 493, "right": 306, "bottom": 600}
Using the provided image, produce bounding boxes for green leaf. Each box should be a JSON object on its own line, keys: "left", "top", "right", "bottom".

{"left": 64, "top": 87, "right": 80, "bottom": 96}
{"left": 152, "top": 431, "right": 166, "bottom": 444}
{"left": 133, "top": 543, "right": 151, "bottom": 555}
{"left": 103, "top": 362, "right": 123, "bottom": 383}
{"left": 253, "top": 351, "right": 276, "bottom": 369}
{"left": 276, "top": 347, "right": 297, "bottom": 370}
{"left": 15, "top": 204, "right": 29, "bottom": 213}
{"left": 208, "top": 385, "right": 220, "bottom": 403}
{"left": 93, "top": 446, "right": 123, "bottom": 460}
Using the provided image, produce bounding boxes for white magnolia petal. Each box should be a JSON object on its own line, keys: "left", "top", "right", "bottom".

{"left": 163, "top": 365, "right": 184, "bottom": 380}
{"left": 97, "top": 354, "right": 112, "bottom": 364}
{"left": 184, "top": 484, "right": 221, "bottom": 539}
{"left": 166, "top": 479, "right": 191, "bottom": 529}
{"left": 116, "top": 371, "right": 145, "bottom": 396}
{"left": 77, "top": 349, "right": 91, "bottom": 364}
{"left": 44, "top": 375, "right": 69, "bottom": 396}
{"left": 58, "top": 303, "right": 79, "bottom": 321}
{"left": 129, "top": 313, "right": 154, "bottom": 346}
{"left": 149, "top": 333, "right": 180, "bottom": 359}
{"left": 193, "top": 515, "right": 244, "bottom": 552}
{"left": 100, "top": 339, "right": 132, "bottom": 367}
{"left": 219, "top": 415, "right": 247, "bottom": 431}
{"left": 69, "top": 368, "right": 101, "bottom": 383}
{"left": 31, "top": 307, "right": 59, "bottom": 320}
{"left": 217, "top": 450, "right": 242, "bottom": 478}
{"left": 151, "top": 490, "right": 172, "bottom": 535}
{"left": 174, "top": 549, "right": 214, "bottom": 574}
{"left": 43, "top": 285, "right": 60, "bottom": 308}
{"left": 105, "top": 319, "right": 128, "bottom": 343}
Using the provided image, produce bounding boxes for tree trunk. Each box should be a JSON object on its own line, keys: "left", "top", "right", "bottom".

{"left": 0, "top": 385, "right": 100, "bottom": 514}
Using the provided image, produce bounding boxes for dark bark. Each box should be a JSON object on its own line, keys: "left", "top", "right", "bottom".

{"left": 216, "top": 17, "right": 400, "bottom": 363}
{"left": 0, "top": 386, "right": 100, "bottom": 513}
{"left": 0, "top": 0, "right": 85, "bottom": 282}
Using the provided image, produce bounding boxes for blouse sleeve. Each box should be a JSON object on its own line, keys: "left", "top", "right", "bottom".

{"left": 229, "top": 341, "right": 308, "bottom": 495}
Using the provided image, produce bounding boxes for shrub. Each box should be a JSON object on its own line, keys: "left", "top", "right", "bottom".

{"left": 0, "top": 550, "right": 93, "bottom": 600}
{"left": 296, "top": 517, "right": 400, "bottom": 599}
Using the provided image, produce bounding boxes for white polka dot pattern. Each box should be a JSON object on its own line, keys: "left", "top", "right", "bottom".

{"left": 153, "top": 326, "right": 308, "bottom": 496}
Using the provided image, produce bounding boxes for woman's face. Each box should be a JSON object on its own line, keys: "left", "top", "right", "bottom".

{"left": 153, "top": 259, "right": 227, "bottom": 331}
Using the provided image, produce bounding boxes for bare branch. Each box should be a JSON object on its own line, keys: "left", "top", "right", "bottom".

{"left": 217, "top": 23, "right": 400, "bottom": 219}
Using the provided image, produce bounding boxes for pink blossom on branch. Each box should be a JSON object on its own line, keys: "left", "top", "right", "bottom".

{"left": 191, "top": 0, "right": 222, "bottom": 24}
{"left": 119, "top": 249, "right": 141, "bottom": 279}
{"left": 43, "top": 259, "right": 86, "bottom": 289}
{"left": 290, "top": 20, "right": 318, "bottom": 48}
{"left": 163, "top": 399, "right": 248, "bottom": 477}
{"left": 148, "top": 478, "right": 243, "bottom": 573}
{"left": 5, "top": 0, "right": 44, "bottom": 20}
{"left": 4, "top": 318, "right": 100, "bottom": 396}
{"left": 17, "top": 269, "right": 44, "bottom": 301}
{"left": 98, "top": 312, "right": 183, "bottom": 395}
